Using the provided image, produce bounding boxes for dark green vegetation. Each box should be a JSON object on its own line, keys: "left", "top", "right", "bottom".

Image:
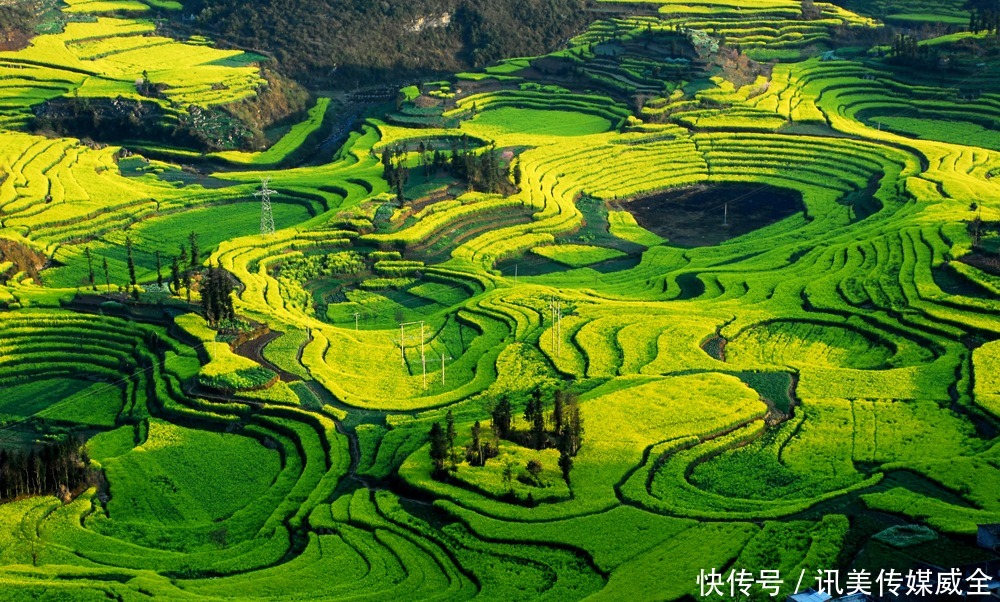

{"left": 181, "top": 0, "right": 596, "bottom": 86}
{"left": 0, "top": 0, "right": 999, "bottom": 600}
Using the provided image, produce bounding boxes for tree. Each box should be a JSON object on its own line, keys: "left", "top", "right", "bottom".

{"left": 202, "top": 264, "right": 218, "bottom": 324}
{"left": 525, "top": 386, "right": 546, "bottom": 450}
{"left": 491, "top": 395, "right": 512, "bottom": 438}
{"left": 381, "top": 148, "right": 393, "bottom": 181}
{"left": 557, "top": 422, "right": 573, "bottom": 482}
{"left": 552, "top": 390, "right": 565, "bottom": 435}
{"left": 182, "top": 269, "right": 191, "bottom": 303}
{"left": 84, "top": 247, "right": 96, "bottom": 290}
{"left": 526, "top": 459, "right": 543, "bottom": 484}
{"left": 445, "top": 409, "right": 457, "bottom": 470}
{"left": 189, "top": 231, "right": 200, "bottom": 268}
{"left": 155, "top": 250, "right": 163, "bottom": 288}
{"left": 428, "top": 422, "right": 448, "bottom": 477}
{"left": 170, "top": 255, "right": 180, "bottom": 294}
{"left": 566, "top": 392, "right": 584, "bottom": 456}
{"left": 125, "top": 235, "right": 137, "bottom": 297}
{"left": 102, "top": 257, "right": 111, "bottom": 291}
{"left": 467, "top": 421, "right": 483, "bottom": 466}
{"left": 558, "top": 447, "right": 573, "bottom": 483}
{"left": 501, "top": 459, "right": 514, "bottom": 494}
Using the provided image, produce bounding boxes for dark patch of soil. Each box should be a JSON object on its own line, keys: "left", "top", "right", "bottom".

{"left": 934, "top": 262, "right": 999, "bottom": 299}
{"left": 960, "top": 251, "right": 1000, "bottom": 277}
{"left": 624, "top": 184, "right": 803, "bottom": 247}
{"left": 0, "top": 238, "right": 47, "bottom": 284}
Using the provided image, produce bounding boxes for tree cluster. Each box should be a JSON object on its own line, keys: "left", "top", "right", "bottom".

{"left": 492, "top": 387, "right": 583, "bottom": 482}
{"left": 969, "top": 0, "right": 1000, "bottom": 34}
{"left": 0, "top": 2, "right": 38, "bottom": 51}
{"left": 0, "top": 439, "right": 97, "bottom": 502}
{"left": 381, "top": 146, "right": 410, "bottom": 202}
{"left": 201, "top": 264, "right": 237, "bottom": 327}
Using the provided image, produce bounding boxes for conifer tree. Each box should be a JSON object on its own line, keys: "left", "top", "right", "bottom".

{"left": 84, "top": 247, "right": 96, "bottom": 290}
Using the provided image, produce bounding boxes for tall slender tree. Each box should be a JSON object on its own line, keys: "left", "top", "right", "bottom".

{"left": 170, "top": 256, "right": 180, "bottom": 295}
{"left": 125, "top": 236, "right": 138, "bottom": 301}
{"left": 491, "top": 395, "right": 512, "bottom": 439}
{"left": 84, "top": 247, "right": 96, "bottom": 290}
{"left": 101, "top": 257, "right": 110, "bottom": 291}
{"left": 125, "top": 236, "right": 136, "bottom": 288}
{"left": 428, "top": 422, "right": 448, "bottom": 477}
{"left": 445, "top": 409, "right": 457, "bottom": 470}
{"left": 155, "top": 250, "right": 163, "bottom": 288}
{"left": 188, "top": 231, "right": 200, "bottom": 268}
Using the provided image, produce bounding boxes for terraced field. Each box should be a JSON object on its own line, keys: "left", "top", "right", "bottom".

{"left": 0, "top": 0, "right": 998, "bottom": 599}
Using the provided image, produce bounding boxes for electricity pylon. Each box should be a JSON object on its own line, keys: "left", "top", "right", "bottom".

{"left": 255, "top": 177, "right": 275, "bottom": 235}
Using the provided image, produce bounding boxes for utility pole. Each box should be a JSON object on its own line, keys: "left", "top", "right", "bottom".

{"left": 514, "top": 264, "right": 518, "bottom": 286}
{"left": 440, "top": 353, "right": 453, "bottom": 385}
{"left": 723, "top": 202, "right": 728, "bottom": 226}
{"left": 421, "top": 322, "right": 427, "bottom": 389}
{"left": 399, "top": 323, "right": 405, "bottom": 365}
{"left": 354, "top": 312, "right": 360, "bottom": 331}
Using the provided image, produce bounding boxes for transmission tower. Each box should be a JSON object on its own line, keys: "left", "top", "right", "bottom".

{"left": 255, "top": 177, "right": 275, "bottom": 235}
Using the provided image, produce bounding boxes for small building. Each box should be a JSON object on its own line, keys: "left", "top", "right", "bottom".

{"left": 979, "top": 525, "right": 1000, "bottom": 551}
{"left": 786, "top": 589, "right": 831, "bottom": 602}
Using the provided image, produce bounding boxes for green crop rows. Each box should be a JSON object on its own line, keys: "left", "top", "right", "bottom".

{"left": 0, "top": 0, "right": 998, "bottom": 599}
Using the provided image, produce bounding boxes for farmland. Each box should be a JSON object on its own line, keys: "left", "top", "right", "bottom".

{"left": 0, "top": 0, "right": 998, "bottom": 600}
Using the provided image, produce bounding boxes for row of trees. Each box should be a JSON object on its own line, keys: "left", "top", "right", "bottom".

{"left": 0, "top": 438, "right": 97, "bottom": 502}
{"left": 83, "top": 231, "right": 202, "bottom": 298}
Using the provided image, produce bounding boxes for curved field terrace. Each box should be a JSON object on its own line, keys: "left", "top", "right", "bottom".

{"left": 0, "top": 0, "right": 997, "bottom": 600}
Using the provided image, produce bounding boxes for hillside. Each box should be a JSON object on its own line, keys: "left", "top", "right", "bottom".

{"left": 178, "top": 0, "right": 596, "bottom": 86}
{"left": 0, "top": 0, "right": 999, "bottom": 600}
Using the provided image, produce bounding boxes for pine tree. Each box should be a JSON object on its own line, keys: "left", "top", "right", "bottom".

{"left": 381, "top": 148, "right": 393, "bottom": 181}
{"left": 101, "top": 257, "right": 111, "bottom": 291}
{"left": 469, "top": 421, "right": 482, "bottom": 466}
{"left": 84, "top": 247, "right": 96, "bottom": 290}
{"left": 202, "top": 264, "right": 214, "bottom": 324}
{"left": 558, "top": 446, "right": 573, "bottom": 483}
{"left": 557, "top": 423, "right": 573, "bottom": 482}
{"left": 491, "top": 395, "right": 512, "bottom": 439}
{"left": 552, "top": 390, "right": 565, "bottom": 435}
{"left": 125, "top": 236, "right": 137, "bottom": 289}
{"left": 526, "top": 387, "right": 546, "bottom": 450}
{"left": 170, "top": 256, "right": 180, "bottom": 295}
{"left": 155, "top": 250, "right": 163, "bottom": 288}
{"left": 566, "top": 392, "right": 583, "bottom": 456}
{"left": 445, "top": 409, "right": 457, "bottom": 470}
{"left": 428, "top": 422, "right": 448, "bottom": 476}
{"left": 189, "top": 231, "right": 199, "bottom": 268}
{"left": 501, "top": 459, "right": 514, "bottom": 494}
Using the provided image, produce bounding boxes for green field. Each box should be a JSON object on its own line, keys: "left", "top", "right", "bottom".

{"left": 0, "top": 0, "right": 998, "bottom": 599}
